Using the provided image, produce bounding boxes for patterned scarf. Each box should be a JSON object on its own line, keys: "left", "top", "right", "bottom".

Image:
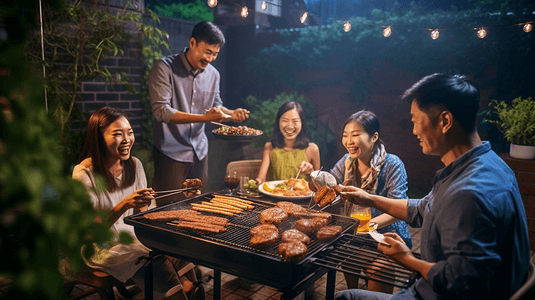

{"left": 343, "top": 144, "right": 387, "bottom": 215}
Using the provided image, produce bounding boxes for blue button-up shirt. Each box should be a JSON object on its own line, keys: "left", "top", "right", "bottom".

{"left": 406, "top": 141, "right": 529, "bottom": 299}
{"left": 148, "top": 48, "right": 223, "bottom": 162}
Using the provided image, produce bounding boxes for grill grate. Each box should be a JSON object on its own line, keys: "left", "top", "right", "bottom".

{"left": 311, "top": 234, "right": 420, "bottom": 288}
{"left": 129, "top": 194, "right": 358, "bottom": 261}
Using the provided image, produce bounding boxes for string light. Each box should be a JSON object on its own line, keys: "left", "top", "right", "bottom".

{"left": 430, "top": 29, "right": 440, "bottom": 40}
{"left": 383, "top": 26, "right": 392, "bottom": 37}
{"left": 207, "top": 0, "right": 217, "bottom": 8}
{"left": 300, "top": 12, "right": 308, "bottom": 24}
{"left": 241, "top": 6, "right": 248, "bottom": 18}
{"left": 261, "top": 1, "right": 267, "bottom": 11}
{"left": 343, "top": 21, "right": 351, "bottom": 32}
{"left": 524, "top": 23, "right": 532, "bottom": 33}
{"left": 477, "top": 27, "right": 487, "bottom": 38}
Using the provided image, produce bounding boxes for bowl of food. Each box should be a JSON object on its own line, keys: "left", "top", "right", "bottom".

{"left": 212, "top": 125, "right": 263, "bottom": 143}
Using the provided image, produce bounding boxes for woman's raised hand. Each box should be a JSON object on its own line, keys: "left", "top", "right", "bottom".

{"left": 298, "top": 161, "right": 314, "bottom": 175}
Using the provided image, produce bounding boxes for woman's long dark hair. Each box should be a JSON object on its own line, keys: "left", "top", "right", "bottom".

{"left": 78, "top": 107, "right": 135, "bottom": 192}
{"left": 271, "top": 101, "right": 310, "bottom": 149}
{"left": 342, "top": 110, "right": 384, "bottom": 156}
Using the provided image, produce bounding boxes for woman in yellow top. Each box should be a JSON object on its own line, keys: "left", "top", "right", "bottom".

{"left": 255, "top": 101, "right": 321, "bottom": 184}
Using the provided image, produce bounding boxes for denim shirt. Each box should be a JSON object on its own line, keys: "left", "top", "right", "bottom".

{"left": 148, "top": 48, "right": 223, "bottom": 162}
{"left": 331, "top": 153, "right": 412, "bottom": 248}
{"left": 406, "top": 141, "right": 529, "bottom": 299}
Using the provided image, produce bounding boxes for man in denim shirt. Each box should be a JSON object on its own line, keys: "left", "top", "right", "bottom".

{"left": 337, "top": 74, "right": 529, "bottom": 299}
{"left": 149, "top": 21, "right": 249, "bottom": 206}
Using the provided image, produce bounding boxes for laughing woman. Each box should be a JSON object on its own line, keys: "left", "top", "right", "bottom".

{"left": 255, "top": 101, "right": 321, "bottom": 185}
{"left": 313, "top": 110, "right": 412, "bottom": 293}
{"left": 72, "top": 107, "right": 197, "bottom": 300}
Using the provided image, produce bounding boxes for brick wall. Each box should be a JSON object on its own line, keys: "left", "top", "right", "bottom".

{"left": 501, "top": 154, "right": 535, "bottom": 250}
{"left": 74, "top": 5, "right": 228, "bottom": 145}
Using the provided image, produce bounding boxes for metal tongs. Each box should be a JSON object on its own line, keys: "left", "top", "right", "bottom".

{"left": 308, "top": 187, "right": 341, "bottom": 211}
{"left": 289, "top": 169, "right": 302, "bottom": 191}
{"left": 307, "top": 167, "right": 341, "bottom": 211}
{"left": 152, "top": 187, "right": 198, "bottom": 201}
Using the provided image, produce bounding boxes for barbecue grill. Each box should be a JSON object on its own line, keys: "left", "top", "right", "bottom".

{"left": 125, "top": 193, "right": 420, "bottom": 299}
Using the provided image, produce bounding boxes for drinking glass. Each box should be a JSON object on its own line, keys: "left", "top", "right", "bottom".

{"left": 350, "top": 205, "right": 372, "bottom": 233}
{"left": 224, "top": 171, "right": 239, "bottom": 194}
{"left": 239, "top": 176, "right": 249, "bottom": 194}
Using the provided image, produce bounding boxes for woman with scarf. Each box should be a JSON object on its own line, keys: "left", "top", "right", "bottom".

{"left": 315, "top": 110, "right": 411, "bottom": 293}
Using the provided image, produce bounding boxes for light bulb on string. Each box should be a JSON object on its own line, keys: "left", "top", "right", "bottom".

{"left": 343, "top": 21, "right": 351, "bottom": 32}
{"left": 524, "top": 23, "right": 532, "bottom": 33}
{"left": 261, "top": 1, "right": 267, "bottom": 11}
{"left": 430, "top": 29, "right": 439, "bottom": 40}
{"left": 383, "top": 26, "right": 392, "bottom": 37}
{"left": 207, "top": 0, "right": 217, "bottom": 8}
{"left": 477, "top": 27, "right": 487, "bottom": 39}
{"left": 300, "top": 12, "right": 308, "bottom": 24}
{"left": 241, "top": 6, "right": 248, "bottom": 18}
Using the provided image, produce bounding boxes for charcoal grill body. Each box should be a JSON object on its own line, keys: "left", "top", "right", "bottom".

{"left": 125, "top": 193, "right": 357, "bottom": 297}
{"left": 125, "top": 193, "right": 419, "bottom": 299}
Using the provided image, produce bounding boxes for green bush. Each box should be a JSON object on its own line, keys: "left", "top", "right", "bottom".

{"left": 154, "top": 0, "right": 213, "bottom": 21}
{"left": 242, "top": 92, "right": 338, "bottom": 167}
{"left": 486, "top": 97, "right": 535, "bottom": 146}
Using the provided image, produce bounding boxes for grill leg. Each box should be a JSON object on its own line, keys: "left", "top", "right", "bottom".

{"left": 145, "top": 251, "right": 154, "bottom": 300}
{"left": 213, "top": 269, "right": 221, "bottom": 300}
{"left": 325, "top": 269, "right": 336, "bottom": 300}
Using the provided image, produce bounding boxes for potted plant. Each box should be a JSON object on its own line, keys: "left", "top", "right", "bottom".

{"left": 486, "top": 96, "right": 535, "bottom": 159}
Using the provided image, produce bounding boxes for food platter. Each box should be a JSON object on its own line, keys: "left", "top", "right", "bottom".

{"left": 211, "top": 129, "right": 263, "bottom": 143}
{"left": 258, "top": 180, "right": 313, "bottom": 200}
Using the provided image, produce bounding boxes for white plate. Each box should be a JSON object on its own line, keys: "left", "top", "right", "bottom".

{"left": 258, "top": 180, "right": 313, "bottom": 200}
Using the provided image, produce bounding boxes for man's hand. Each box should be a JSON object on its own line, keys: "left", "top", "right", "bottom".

{"left": 379, "top": 232, "right": 434, "bottom": 281}
{"left": 231, "top": 108, "right": 249, "bottom": 122}
{"left": 205, "top": 107, "right": 229, "bottom": 122}
{"left": 378, "top": 232, "right": 413, "bottom": 261}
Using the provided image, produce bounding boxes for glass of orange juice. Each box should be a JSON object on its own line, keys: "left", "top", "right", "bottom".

{"left": 350, "top": 205, "right": 372, "bottom": 233}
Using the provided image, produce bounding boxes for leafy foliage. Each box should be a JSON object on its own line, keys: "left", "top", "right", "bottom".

{"left": 137, "top": 9, "right": 172, "bottom": 187}
{"left": 153, "top": 0, "right": 214, "bottom": 21}
{"left": 1, "top": 0, "right": 115, "bottom": 298}
{"left": 486, "top": 97, "right": 535, "bottom": 146}
{"left": 242, "top": 92, "right": 338, "bottom": 167}
{"left": 25, "top": 0, "right": 140, "bottom": 163}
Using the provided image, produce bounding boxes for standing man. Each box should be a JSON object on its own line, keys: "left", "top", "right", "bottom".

{"left": 337, "top": 74, "right": 530, "bottom": 300}
{"left": 149, "top": 21, "right": 249, "bottom": 206}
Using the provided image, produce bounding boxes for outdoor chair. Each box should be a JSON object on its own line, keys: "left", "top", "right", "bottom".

{"left": 63, "top": 264, "right": 135, "bottom": 300}
{"left": 225, "top": 159, "right": 262, "bottom": 181}
{"left": 509, "top": 260, "right": 535, "bottom": 300}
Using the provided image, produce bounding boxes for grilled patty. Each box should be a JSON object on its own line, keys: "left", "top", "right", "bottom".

{"left": 260, "top": 207, "right": 288, "bottom": 226}
{"left": 281, "top": 229, "right": 311, "bottom": 244}
{"left": 278, "top": 241, "right": 308, "bottom": 262}
{"left": 294, "top": 219, "right": 317, "bottom": 236}
{"left": 316, "top": 225, "right": 342, "bottom": 241}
